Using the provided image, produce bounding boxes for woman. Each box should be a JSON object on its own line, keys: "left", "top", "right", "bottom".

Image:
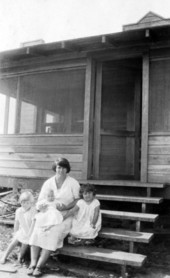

{"left": 27, "top": 157, "right": 80, "bottom": 277}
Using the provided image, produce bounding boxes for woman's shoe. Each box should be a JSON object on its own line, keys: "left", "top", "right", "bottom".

{"left": 27, "top": 265, "right": 36, "bottom": 276}
{"left": 33, "top": 267, "right": 43, "bottom": 277}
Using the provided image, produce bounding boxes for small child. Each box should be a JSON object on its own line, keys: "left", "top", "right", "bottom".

{"left": 64, "top": 184, "right": 101, "bottom": 245}
{"left": 0, "top": 191, "right": 36, "bottom": 264}
{"left": 29, "top": 189, "right": 63, "bottom": 242}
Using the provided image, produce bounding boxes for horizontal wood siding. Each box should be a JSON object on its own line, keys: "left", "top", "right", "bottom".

{"left": 0, "top": 135, "right": 83, "bottom": 181}
{"left": 148, "top": 135, "right": 170, "bottom": 183}
{"left": 148, "top": 58, "right": 170, "bottom": 184}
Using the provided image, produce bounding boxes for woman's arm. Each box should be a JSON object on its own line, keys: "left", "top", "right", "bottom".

{"left": 63, "top": 205, "right": 79, "bottom": 220}
{"left": 57, "top": 198, "right": 79, "bottom": 211}
{"left": 90, "top": 205, "right": 100, "bottom": 228}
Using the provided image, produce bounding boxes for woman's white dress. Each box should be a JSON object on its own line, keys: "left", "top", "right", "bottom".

{"left": 14, "top": 206, "right": 36, "bottom": 244}
{"left": 70, "top": 199, "right": 101, "bottom": 239}
{"left": 29, "top": 175, "right": 80, "bottom": 251}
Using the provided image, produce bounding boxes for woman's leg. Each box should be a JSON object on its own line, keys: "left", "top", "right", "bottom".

{"left": 0, "top": 238, "right": 19, "bottom": 264}
{"left": 30, "top": 245, "right": 41, "bottom": 267}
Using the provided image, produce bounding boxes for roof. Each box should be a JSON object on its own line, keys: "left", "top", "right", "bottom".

{"left": 123, "top": 11, "right": 170, "bottom": 31}
{"left": 1, "top": 12, "right": 170, "bottom": 64}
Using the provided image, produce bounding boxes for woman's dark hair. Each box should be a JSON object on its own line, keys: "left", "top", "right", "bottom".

{"left": 79, "top": 184, "right": 96, "bottom": 198}
{"left": 52, "top": 157, "right": 71, "bottom": 173}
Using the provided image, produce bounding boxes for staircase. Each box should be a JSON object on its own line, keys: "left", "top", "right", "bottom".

{"left": 0, "top": 181, "right": 165, "bottom": 277}
{"left": 60, "top": 180, "right": 165, "bottom": 278}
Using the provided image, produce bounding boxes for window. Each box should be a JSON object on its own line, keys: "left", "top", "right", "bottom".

{"left": 0, "top": 68, "right": 85, "bottom": 135}
{"left": 149, "top": 60, "right": 170, "bottom": 132}
{"left": 0, "top": 78, "right": 17, "bottom": 134}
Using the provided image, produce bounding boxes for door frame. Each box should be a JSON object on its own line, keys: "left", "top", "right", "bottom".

{"left": 92, "top": 59, "right": 142, "bottom": 180}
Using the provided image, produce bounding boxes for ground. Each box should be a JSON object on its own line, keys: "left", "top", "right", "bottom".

{"left": 0, "top": 224, "right": 170, "bottom": 278}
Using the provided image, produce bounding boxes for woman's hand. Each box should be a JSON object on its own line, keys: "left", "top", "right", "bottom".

{"left": 56, "top": 203, "right": 66, "bottom": 211}
{"left": 90, "top": 223, "right": 96, "bottom": 229}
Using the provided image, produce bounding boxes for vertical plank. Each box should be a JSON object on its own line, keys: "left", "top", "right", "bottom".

{"left": 141, "top": 53, "right": 149, "bottom": 182}
{"left": 126, "top": 92, "right": 134, "bottom": 175}
{"left": 15, "top": 77, "right": 21, "bottom": 134}
{"left": 134, "top": 74, "right": 141, "bottom": 180}
{"left": 93, "top": 62, "right": 102, "bottom": 179}
{"left": 82, "top": 58, "right": 95, "bottom": 179}
{"left": 4, "top": 96, "right": 9, "bottom": 134}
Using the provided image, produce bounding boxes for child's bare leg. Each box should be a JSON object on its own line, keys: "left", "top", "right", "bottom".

{"left": 18, "top": 243, "right": 29, "bottom": 262}
{"left": 0, "top": 238, "right": 19, "bottom": 264}
{"left": 30, "top": 245, "right": 41, "bottom": 267}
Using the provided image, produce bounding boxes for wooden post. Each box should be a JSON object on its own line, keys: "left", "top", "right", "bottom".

{"left": 136, "top": 220, "right": 141, "bottom": 232}
{"left": 82, "top": 58, "right": 95, "bottom": 179}
{"left": 4, "top": 95, "right": 9, "bottom": 134}
{"left": 15, "top": 77, "right": 21, "bottom": 134}
{"left": 121, "top": 265, "right": 127, "bottom": 278}
{"left": 129, "top": 241, "right": 134, "bottom": 253}
{"left": 93, "top": 62, "right": 102, "bottom": 179}
{"left": 141, "top": 53, "right": 149, "bottom": 182}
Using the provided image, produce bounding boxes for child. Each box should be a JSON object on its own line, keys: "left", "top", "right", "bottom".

{"left": 29, "top": 190, "right": 63, "bottom": 242}
{"left": 0, "top": 191, "right": 36, "bottom": 264}
{"left": 64, "top": 184, "right": 101, "bottom": 245}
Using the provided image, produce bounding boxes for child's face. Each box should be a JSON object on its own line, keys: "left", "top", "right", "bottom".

{"left": 47, "top": 191, "right": 55, "bottom": 202}
{"left": 83, "top": 191, "right": 94, "bottom": 203}
{"left": 21, "top": 199, "right": 31, "bottom": 211}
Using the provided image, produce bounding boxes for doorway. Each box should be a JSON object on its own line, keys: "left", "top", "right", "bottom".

{"left": 93, "top": 58, "right": 142, "bottom": 180}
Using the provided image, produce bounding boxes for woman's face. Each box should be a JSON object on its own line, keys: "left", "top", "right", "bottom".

{"left": 55, "top": 164, "right": 67, "bottom": 177}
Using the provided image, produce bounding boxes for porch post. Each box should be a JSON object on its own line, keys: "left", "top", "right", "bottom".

{"left": 15, "top": 76, "right": 21, "bottom": 134}
{"left": 82, "top": 57, "right": 95, "bottom": 179}
{"left": 141, "top": 53, "right": 150, "bottom": 182}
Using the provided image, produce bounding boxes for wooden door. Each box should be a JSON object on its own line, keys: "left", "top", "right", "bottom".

{"left": 93, "top": 59, "right": 141, "bottom": 180}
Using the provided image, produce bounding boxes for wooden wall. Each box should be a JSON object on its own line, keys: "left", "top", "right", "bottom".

{"left": 148, "top": 135, "right": 170, "bottom": 183}
{"left": 148, "top": 58, "right": 170, "bottom": 183}
{"left": 0, "top": 134, "right": 83, "bottom": 189}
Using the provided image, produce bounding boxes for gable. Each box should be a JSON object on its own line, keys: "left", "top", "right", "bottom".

{"left": 138, "top": 12, "right": 163, "bottom": 24}
{"left": 123, "top": 11, "right": 170, "bottom": 31}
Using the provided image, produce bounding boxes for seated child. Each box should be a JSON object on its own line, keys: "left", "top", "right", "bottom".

{"left": 0, "top": 191, "right": 36, "bottom": 264}
{"left": 29, "top": 189, "right": 63, "bottom": 242}
{"left": 64, "top": 184, "right": 101, "bottom": 245}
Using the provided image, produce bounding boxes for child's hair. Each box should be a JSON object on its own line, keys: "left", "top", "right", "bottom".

{"left": 19, "top": 191, "right": 34, "bottom": 204}
{"left": 79, "top": 184, "right": 96, "bottom": 199}
{"left": 36, "top": 199, "right": 49, "bottom": 211}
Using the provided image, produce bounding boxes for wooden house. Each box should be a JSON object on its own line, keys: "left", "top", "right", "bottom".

{"left": 0, "top": 11, "right": 170, "bottom": 196}
{"left": 1, "top": 12, "right": 170, "bottom": 277}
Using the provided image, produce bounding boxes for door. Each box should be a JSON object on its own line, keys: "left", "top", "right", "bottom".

{"left": 93, "top": 59, "right": 141, "bottom": 180}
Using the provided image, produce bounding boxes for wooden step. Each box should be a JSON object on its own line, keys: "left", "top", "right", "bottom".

{"left": 99, "top": 227, "right": 153, "bottom": 243}
{"left": 60, "top": 245, "right": 146, "bottom": 278}
{"left": 101, "top": 209, "right": 158, "bottom": 222}
{"left": 80, "top": 180, "right": 165, "bottom": 197}
{"left": 101, "top": 209, "right": 158, "bottom": 231}
{"left": 97, "top": 194, "right": 163, "bottom": 204}
{"left": 80, "top": 180, "right": 165, "bottom": 188}
{"left": 60, "top": 245, "right": 146, "bottom": 266}
{"left": 99, "top": 228, "right": 153, "bottom": 253}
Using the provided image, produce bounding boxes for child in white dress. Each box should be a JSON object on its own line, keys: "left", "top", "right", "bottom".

{"left": 29, "top": 189, "right": 63, "bottom": 245}
{"left": 64, "top": 184, "right": 101, "bottom": 245}
{"left": 0, "top": 191, "right": 36, "bottom": 264}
